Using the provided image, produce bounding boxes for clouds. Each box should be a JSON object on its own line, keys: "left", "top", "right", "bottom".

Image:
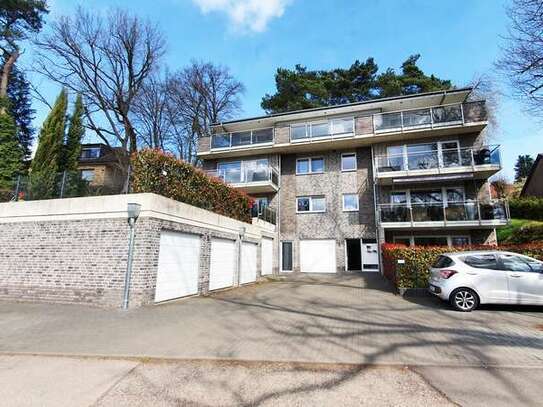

{"left": 192, "top": 0, "right": 291, "bottom": 33}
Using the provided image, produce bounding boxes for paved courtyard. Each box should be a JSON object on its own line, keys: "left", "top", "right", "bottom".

{"left": 0, "top": 273, "right": 542, "bottom": 406}
{"left": 1, "top": 273, "right": 541, "bottom": 367}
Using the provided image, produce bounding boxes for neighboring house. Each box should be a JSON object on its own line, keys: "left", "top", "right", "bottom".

{"left": 198, "top": 88, "right": 509, "bottom": 273}
{"left": 77, "top": 143, "right": 128, "bottom": 193}
{"left": 520, "top": 154, "right": 543, "bottom": 198}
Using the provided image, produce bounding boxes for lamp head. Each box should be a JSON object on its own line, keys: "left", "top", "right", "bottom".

{"left": 127, "top": 203, "right": 141, "bottom": 220}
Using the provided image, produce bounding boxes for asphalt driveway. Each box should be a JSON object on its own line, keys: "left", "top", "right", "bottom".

{"left": 0, "top": 273, "right": 541, "bottom": 367}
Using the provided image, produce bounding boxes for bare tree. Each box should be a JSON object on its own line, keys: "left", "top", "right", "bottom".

{"left": 35, "top": 7, "right": 166, "bottom": 156}
{"left": 132, "top": 73, "right": 171, "bottom": 150}
{"left": 466, "top": 73, "right": 501, "bottom": 142}
{"left": 497, "top": 0, "right": 543, "bottom": 116}
{"left": 166, "top": 61, "right": 244, "bottom": 163}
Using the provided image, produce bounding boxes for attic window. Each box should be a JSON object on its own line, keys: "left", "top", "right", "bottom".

{"left": 80, "top": 147, "right": 101, "bottom": 159}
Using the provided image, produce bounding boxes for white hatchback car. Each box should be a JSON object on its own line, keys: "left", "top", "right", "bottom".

{"left": 429, "top": 251, "right": 543, "bottom": 311}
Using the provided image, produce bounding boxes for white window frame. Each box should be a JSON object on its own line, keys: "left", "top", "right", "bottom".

{"left": 80, "top": 168, "right": 95, "bottom": 181}
{"left": 296, "top": 157, "right": 324, "bottom": 175}
{"left": 296, "top": 195, "right": 326, "bottom": 213}
{"left": 290, "top": 116, "right": 355, "bottom": 142}
{"left": 385, "top": 140, "right": 461, "bottom": 170}
{"left": 342, "top": 193, "right": 359, "bottom": 212}
{"left": 341, "top": 152, "right": 357, "bottom": 172}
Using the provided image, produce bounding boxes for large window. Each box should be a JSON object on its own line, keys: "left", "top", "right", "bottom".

{"left": 217, "top": 159, "right": 270, "bottom": 184}
{"left": 211, "top": 128, "right": 273, "bottom": 149}
{"left": 341, "top": 153, "right": 357, "bottom": 171}
{"left": 290, "top": 117, "right": 354, "bottom": 141}
{"left": 297, "top": 196, "right": 326, "bottom": 213}
{"left": 383, "top": 140, "right": 462, "bottom": 171}
{"left": 217, "top": 161, "right": 242, "bottom": 183}
{"left": 342, "top": 194, "right": 359, "bottom": 212}
{"left": 296, "top": 157, "right": 324, "bottom": 174}
{"left": 394, "top": 235, "right": 470, "bottom": 247}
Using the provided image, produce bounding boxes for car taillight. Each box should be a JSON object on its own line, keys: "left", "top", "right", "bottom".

{"left": 439, "top": 269, "right": 457, "bottom": 279}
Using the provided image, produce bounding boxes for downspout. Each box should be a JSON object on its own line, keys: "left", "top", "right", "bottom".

{"left": 370, "top": 146, "right": 383, "bottom": 275}
{"left": 276, "top": 154, "right": 282, "bottom": 274}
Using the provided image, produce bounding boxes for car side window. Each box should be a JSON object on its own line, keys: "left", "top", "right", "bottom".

{"left": 462, "top": 254, "right": 500, "bottom": 270}
{"left": 499, "top": 254, "right": 540, "bottom": 273}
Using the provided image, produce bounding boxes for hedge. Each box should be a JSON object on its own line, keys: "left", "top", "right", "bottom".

{"left": 509, "top": 197, "right": 543, "bottom": 221}
{"left": 508, "top": 224, "right": 543, "bottom": 244}
{"left": 130, "top": 149, "right": 253, "bottom": 223}
{"left": 382, "top": 243, "right": 543, "bottom": 289}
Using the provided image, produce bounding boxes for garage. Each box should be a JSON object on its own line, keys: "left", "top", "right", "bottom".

{"left": 240, "top": 241, "right": 258, "bottom": 284}
{"left": 154, "top": 231, "right": 201, "bottom": 302}
{"left": 261, "top": 238, "right": 273, "bottom": 276}
{"left": 209, "top": 238, "right": 237, "bottom": 290}
{"left": 300, "top": 239, "right": 337, "bottom": 273}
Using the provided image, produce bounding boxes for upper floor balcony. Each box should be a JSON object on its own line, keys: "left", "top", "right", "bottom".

{"left": 378, "top": 199, "right": 509, "bottom": 229}
{"left": 374, "top": 144, "right": 501, "bottom": 184}
{"left": 205, "top": 160, "right": 279, "bottom": 194}
{"left": 200, "top": 100, "right": 488, "bottom": 159}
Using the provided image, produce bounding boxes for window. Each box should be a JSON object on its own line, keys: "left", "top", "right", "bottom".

{"left": 310, "top": 122, "right": 328, "bottom": 138}
{"left": 211, "top": 133, "right": 230, "bottom": 149}
{"left": 296, "top": 157, "right": 324, "bottom": 174}
{"left": 413, "top": 236, "right": 448, "bottom": 246}
{"left": 342, "top": 194, "right": 359, "bottom": 211}
{"left": 80, "top": 147, "right": 101, "bottom": 159}
{"left": 297, "top": 196, "right": 326, "bottom": 213}
{"left": 252, "top": 128, "right": 273, "bottom": 143}
{"left": 390, "top": 191, "right": 408, "bottom": 204}
{"left": 499, "top": 254, "right": 538, "bottom": 273}
{"left": 451, "top": 236, "right": 470, "bottom": 246}
{"left": 291, "top": 124, "right": 307, "bottom": 140}
{"left": 433, "top": 255, "right": 455, "bottom": 268}
{"left": 211, "top": 129, "right": 273, "bottom": 149}
{"left": 217, "top": 161, "right": 242, "bottom": 183}
{"left": 231, "top": 131, "right": 252, "bottom": 146}
{"left": 80, "top": 169, "right": 95, "bottom": 181}
{"left": 331, "top": 118, "right": 354, "bottom": 135}
{"left": 341, "top": 153, "right": 357, "bottom": 171}
{"left": 462, "top": 254, "right": 500, "bottom": 270}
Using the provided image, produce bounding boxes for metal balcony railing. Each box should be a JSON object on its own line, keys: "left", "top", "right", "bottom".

{"left": 378, "top": 199, "right": 509, "bottom": 225}
{"left": 251, "top": 205, "right": 277, "bottom": 225}
{"left": 375, "top": 145, "right": 501, "bottom": 174}
{"left": 206, "top": 166, "right": 279, "bottom": 187}
{"left": 373, "top": 101, "right": 487, "bottom": 133}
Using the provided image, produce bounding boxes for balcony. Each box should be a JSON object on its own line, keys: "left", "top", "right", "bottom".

{"left": 375, "top": 145, "right": 501, "bottom": 184}
{"left": 206, "top": 165, "right": 279, "bottom": 194}
{"left": 211, "top": 128, "right": 274, "bottom": 150}
{"left": 378, "top": 200, "right": 510, "bottom": 229}
{"left": 373, "top": 101, "right": 486, "bottom": 134}
{"left": 251, "top": 205, "right": 277, "bottom": 225}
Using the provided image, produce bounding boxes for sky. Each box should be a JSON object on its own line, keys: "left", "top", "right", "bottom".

{"left": 24, "top": 0, "right": 543, "bottom": 180}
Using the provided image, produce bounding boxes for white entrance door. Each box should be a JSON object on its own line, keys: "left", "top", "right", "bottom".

{"left": 361, "top": 241, "right": 379, "bottom": 272}
{"left": 240, "top": 242, "right": 258, "bottom": 284}
{"left": 155, "top": 231, "right": 200, "bottom": 302}
{"left": 300, "top": 240, "right": 336, "bottom": 273}
{"left": 209, "top": 238, "right": 236, "bottom": 290}
{"left": 261, "top": 238, "right": 273, "bottom": 276}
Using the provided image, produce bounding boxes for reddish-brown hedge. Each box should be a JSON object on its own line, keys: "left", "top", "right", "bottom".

{"left": 382, "top": 242, "right": 543, "bottom": 289}
{"left": 130, "top": 149, "right": 253, "bottom": 223}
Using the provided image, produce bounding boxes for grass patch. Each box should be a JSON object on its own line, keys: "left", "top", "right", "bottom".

{"left": 497, "top": 218, "right": 543, "bottom": 243}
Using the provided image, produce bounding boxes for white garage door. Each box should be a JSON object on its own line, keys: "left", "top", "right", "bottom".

{"left": 240, "top": 242, "right": 258, "bottom": 284}
{"left": 209, "top": 238, "right": 237, "bottom": 290}
{"left": 300, "top": 240, "right": 337, "bottom": 273}
{"left": 261, "top": 238, "right": 273, "bottom": 276}
{"left": 155, "top": 231, "right": 200, "bottom": 302}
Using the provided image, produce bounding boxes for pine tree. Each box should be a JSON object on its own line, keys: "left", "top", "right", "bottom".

{"left": 63, "top": 94, "right": 85, "bottom": 172}
{"left": 6, "top": 64, "right": 35, "bottom": 159}
{"left": 0, "top": 98, "right": 23, "bottom": 189}
{"left": 514, "top": 155, "right": 534, "bottom": 182}
{"left": 31, "top": 89, "right": 68, "bottom": 175}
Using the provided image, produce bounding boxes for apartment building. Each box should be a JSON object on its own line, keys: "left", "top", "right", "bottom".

{"left": 198, "top": 88, "right": 509, "bottom": 274}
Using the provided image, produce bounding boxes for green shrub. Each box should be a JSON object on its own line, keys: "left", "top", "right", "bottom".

{"left": 382, "top": 243, "right": 543, "bottom": 289}
{"left": 509, "top": 197, "right": 543, "bottom": 221}
{"left": 131, "top": 149, "right": 253, "bottom": 223}
{"left": 508, "top": 224, "right": 543, "bottom": 243}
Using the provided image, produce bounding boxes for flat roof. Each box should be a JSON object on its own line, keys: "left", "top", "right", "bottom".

{"left": 212, "top": 87, "right": 473, "bottom": 129}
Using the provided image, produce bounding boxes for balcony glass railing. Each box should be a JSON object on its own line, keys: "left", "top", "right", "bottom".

{"left": 373, "top": 101, "right": 486, "bottom": 133}
{"left": 206, "top": 166, "right": 279, "bottom": 187}
{"left": 211, "top": 128, "right": 274, "bottom": 149}
{"left": 375, "top": 145, "right": 501, "bottom": 174}
{"left": 378, "top": 200, "right": 509, "bottom": 224}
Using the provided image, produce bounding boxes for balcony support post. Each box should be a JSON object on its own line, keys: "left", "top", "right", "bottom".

{"left": 476, "top": 200, "right": 482, "bottom": 226}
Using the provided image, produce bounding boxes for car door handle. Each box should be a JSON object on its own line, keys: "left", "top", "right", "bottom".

{"left": 509, "top": 274, "right": 522, "bottom": 278}
{"left": 467, "top": 272, "right": 478, "bottom": 275}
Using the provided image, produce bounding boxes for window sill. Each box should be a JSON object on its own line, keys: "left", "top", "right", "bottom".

{"left": 341, "top": 168, "right": 357, "bottom": 172}
{"left": 343, "top": 209, "right": 359, "bottom": 212}
{"left": 295, "top": 171, "right": 325, "bottom": 176}
{"left": 296, "top": 210, "right": 326, "bottom": 214}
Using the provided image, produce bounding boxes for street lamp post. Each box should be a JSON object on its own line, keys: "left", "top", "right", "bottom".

{"left": 122, "top": 202, "right": 141, "bottom": 310}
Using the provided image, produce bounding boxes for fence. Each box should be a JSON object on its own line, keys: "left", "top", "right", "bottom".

{"left": 3, "top": 170, "right": 129, "bottom": 202}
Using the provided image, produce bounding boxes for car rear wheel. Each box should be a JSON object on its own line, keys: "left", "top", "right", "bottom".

{"left": 450, "top": 288, "right": 479, "bottom": 312}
